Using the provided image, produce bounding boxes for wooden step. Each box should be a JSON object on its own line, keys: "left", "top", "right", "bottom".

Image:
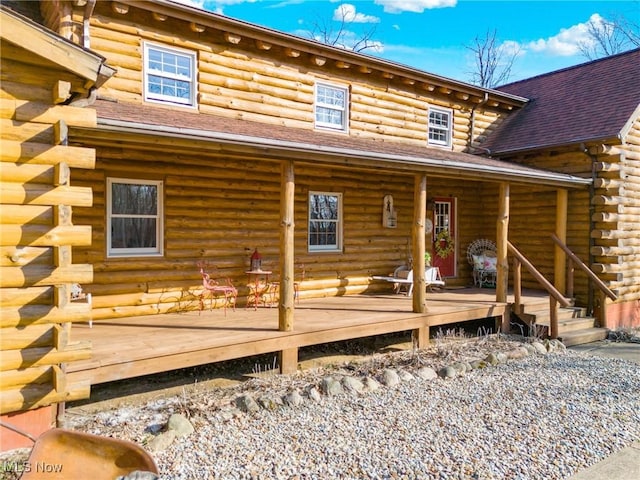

{"left": 559, "top": 328, "right": 609, "bottom": 347}
{"left": 536, "top": 316, "right": 597, "bottom": 333}
{"left": 516, "top": 306, "right": 586, "bottom": 326}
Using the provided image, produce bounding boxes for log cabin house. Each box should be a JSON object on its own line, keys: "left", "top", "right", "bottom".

{"left": 0, "top": 0, "right": 637, "bottom": 447}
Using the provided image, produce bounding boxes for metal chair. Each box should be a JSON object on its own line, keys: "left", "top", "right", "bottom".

{"left": 197, "top": 262, "right": 237, "bottom": 314}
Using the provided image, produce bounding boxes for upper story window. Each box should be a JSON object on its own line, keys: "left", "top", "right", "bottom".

{"left": 314, "top": 82, "right": 349, "bottom": 132}
{"left": 144, "top": 42, "right": 196, "bottom": 107}
{"left": 427, "top": 106, "right": 453, "bottom": 148}
{"left": 107, "top": 178, "right": 163, "bottom": 258}
{"left": 309, "top": 191, "right": 343, "bottom": 252}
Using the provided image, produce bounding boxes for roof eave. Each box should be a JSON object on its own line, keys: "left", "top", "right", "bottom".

{"left": 73, "top": 118, "right": 591, "bottom": 189}
{"left": 0, "top": 5, "right": 114, "bottom": 86}
{"left": 488, "top": 134, "right": 624, "bottom": 157}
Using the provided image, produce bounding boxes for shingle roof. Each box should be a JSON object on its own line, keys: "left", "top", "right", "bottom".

{"left": 88, "top": 99, "right": 589, "bottom": 187}
{"left": 482, "top": 48, "right": 640, "bottom": 155}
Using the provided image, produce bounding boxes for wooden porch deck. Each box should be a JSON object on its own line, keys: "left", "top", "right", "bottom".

{"left": 67, "top": 288, "right": 548, "bottom": 386}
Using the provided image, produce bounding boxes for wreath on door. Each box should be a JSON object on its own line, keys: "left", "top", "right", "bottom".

{"left": 434, "top": 230, "right": 455, "bottom": 258}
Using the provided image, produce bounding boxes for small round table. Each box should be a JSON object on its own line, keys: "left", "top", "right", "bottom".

{"left": 245, "top": 270, "right": 273, "bottom": 309}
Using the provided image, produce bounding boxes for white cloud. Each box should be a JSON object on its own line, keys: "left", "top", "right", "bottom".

{"left": 374, "top": 0, "right": 456, "bottom": 14}
{"left": 526, "top": 13, "right": 603, "bottom": 56}
{"left": 334, "top": 4, "right": 380, "bottom": 23}
{"left": 174, "top": 0, "right": 206, "bottom": 9}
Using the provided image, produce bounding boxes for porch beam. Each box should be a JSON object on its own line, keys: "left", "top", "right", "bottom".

{"left": 496, "top": 183, "right": 510, "bottom": 324}
{"left": 278, "top": 160, "right": 295, "bottom": 331}
{"left": 554, "top": 189, "right": 568, "bottom": 295}
{"left": 412, "top": 173, "right": 427, "bottom": 313}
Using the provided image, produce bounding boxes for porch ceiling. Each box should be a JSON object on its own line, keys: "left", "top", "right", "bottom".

{"left": 73, "top": 99, "right": 591, "bottom": 189}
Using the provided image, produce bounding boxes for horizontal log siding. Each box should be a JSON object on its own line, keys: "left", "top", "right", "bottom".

{"left": 613, "top": 118, "right": 640, "bottom": 298}
{"left": 72, "top": 144, "right": 502, "bottom": 319}
{"left": 88, "top": 9, "right": 504, "bottom": 153}
{"left": 0, "top": 54, "right": 94, "bottom": 414}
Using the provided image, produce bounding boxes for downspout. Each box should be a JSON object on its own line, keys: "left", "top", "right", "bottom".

{"left": 82, "top": 0, "right": 96, "bottom": 49}
{"left": 586, "top": 144, "right": 597, "bottom": 318}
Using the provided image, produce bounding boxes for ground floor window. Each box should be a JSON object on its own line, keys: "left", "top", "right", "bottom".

{"left": 309, "top": 191, "right": 342, "bottom": 252}
{"left": 107, "top": 178, "right": 163, "bottom": 257}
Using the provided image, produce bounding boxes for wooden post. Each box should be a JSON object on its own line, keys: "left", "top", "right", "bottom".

{"left": 549, "top": 296, "right": 558, "bottom": 339}
{"left": 279, "top": 347, "right": 298, "bottom": 374}
{"left": 555, "top": 189, "right": 568, "bottom": 295}
{"left": 496, "top": 183, "right": 509, "bottom": 303}
{"left": 566, "top": 262, "right": 574, "bottom": 300}
{"left": 596, "top": 290, "right": 608, "bottom": 329}
{"left": 412, "top": 325, "right": 429, "bottom": 348}
{"left": 513, "top": 258, "right": 522, "bottom": 314}
{"left": 278, "top": 160, "right": 295, "bottom": 332}
{"left": 412, "top": 174, "right": 427, "bottom": 313}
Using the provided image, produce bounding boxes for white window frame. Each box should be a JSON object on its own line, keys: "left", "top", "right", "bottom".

{"left": 143, "top": 42, "right": 197, "bottom": 108}
{"left": 314, "top": 82, "right": 349, "bottom": 132}
{"left": 107, "top": 178, "right": 163, "bottom": 258}
{"left": 308, "top": 191, "right": 343, "bottom": 252}
{"left": 427, "top": 105, "right": 453, "bottom": 148}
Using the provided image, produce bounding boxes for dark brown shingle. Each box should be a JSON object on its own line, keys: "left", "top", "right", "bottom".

{"left": 483, "top": 48, "right": 640, "bottom": 155}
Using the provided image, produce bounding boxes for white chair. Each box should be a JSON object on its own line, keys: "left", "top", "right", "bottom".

{"left": 372, "top": 266, "right": 445, "bottom": 295}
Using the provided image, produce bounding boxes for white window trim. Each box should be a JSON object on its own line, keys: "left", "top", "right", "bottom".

{"left": 107, "top": 177, "right": 163, "bottom": 258}
{"left": 314, "top": 82, "right": 349, "bottom": 132}
{"left": 308, "top": 191, "right": 343, "bottom": 252}
{"left": 143, "top": 42, "right": 197, "bottom": 108}
{"left": 427, "top": 105, "right": 453, "bottom": 148}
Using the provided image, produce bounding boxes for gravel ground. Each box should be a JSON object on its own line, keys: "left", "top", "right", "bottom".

{"left": 2, "top": 333, "right": 639, "bottom": 480}
{"left": 70, "top": 335, "right": 640, "bottom": 479}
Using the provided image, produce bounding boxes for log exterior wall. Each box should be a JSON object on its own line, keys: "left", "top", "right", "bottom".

{"left": 80, "top": 2, "right": 508, "bottom": 153}
{"left": 73, "top": 146, "right": 514, "bottom": 319}
{"left": 0, "top": 43, "right": 96, "bottom": 413}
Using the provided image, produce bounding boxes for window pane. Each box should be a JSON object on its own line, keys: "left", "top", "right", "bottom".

{"left": 111, "top": 218, "right": 157, "bottom": 249}
{"left": 317, "top": 85, "right": 345, "bottom": 106}
{"left": 310, "top": 194, "right": 338, "bottom": 220}
{"left": 112, "top": 183, "right": 158, "bottom": 215}
{"left": 309, "top": 222, "right": 337, "bottom": 246}
{"left": 316, "top": 107, "right": 343, "bottom": 126}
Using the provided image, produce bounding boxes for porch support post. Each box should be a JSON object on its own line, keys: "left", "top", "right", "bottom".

{"left": 554, "top": 189, "right": 568, "bottom": 296}
{"left": 412, "top": 173, "right": 427, "bottom": 313}
{"left": 496, "top": 182, "right": 510, "bottom": 333}
{"left": 278, "top": 160, "right": 295, "bottom": 332}
{"left": 279, "top": 347, "right": 298, "bottom": 374}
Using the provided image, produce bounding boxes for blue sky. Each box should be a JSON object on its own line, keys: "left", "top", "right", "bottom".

{"left": 180, "top": 0, "right": 639, "bottom": 84}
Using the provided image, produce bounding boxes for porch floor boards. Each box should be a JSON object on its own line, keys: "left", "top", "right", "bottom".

{"left": 67, "top": 288, "right": 548, "bottom": 386}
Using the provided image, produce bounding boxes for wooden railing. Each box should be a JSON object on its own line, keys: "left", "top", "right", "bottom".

{"left": 508, "top": 241, "right": 571, "bottom": 339}
{"left": 508, "top": 236, "right": 618, "bottom": 338}
{"left": 550, "top": 234, "right": 617, "bottom": 328}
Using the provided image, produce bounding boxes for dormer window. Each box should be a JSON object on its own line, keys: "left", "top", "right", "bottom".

{"left": 144, "top": 42, "right": 196, "bottom": 108}
{"left": 427, "top": 106, "right": 453, "bottom": 148}
{"left": 314, "top": 82, "right": 349, "bottom": 132}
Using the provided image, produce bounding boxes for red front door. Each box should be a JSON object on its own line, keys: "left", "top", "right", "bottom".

{"left": 430, "top": 197, "right": 456, "bottom": 278}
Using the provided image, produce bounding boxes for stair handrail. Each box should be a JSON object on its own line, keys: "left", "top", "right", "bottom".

{"left": 508, "top": 241, "right": 571, "bottom": 339}
{"left": 550, "top": 234, "right": 617, "bottom": 302}
{"left": 507, "top": 241, "right": 571, "bottom": 308}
